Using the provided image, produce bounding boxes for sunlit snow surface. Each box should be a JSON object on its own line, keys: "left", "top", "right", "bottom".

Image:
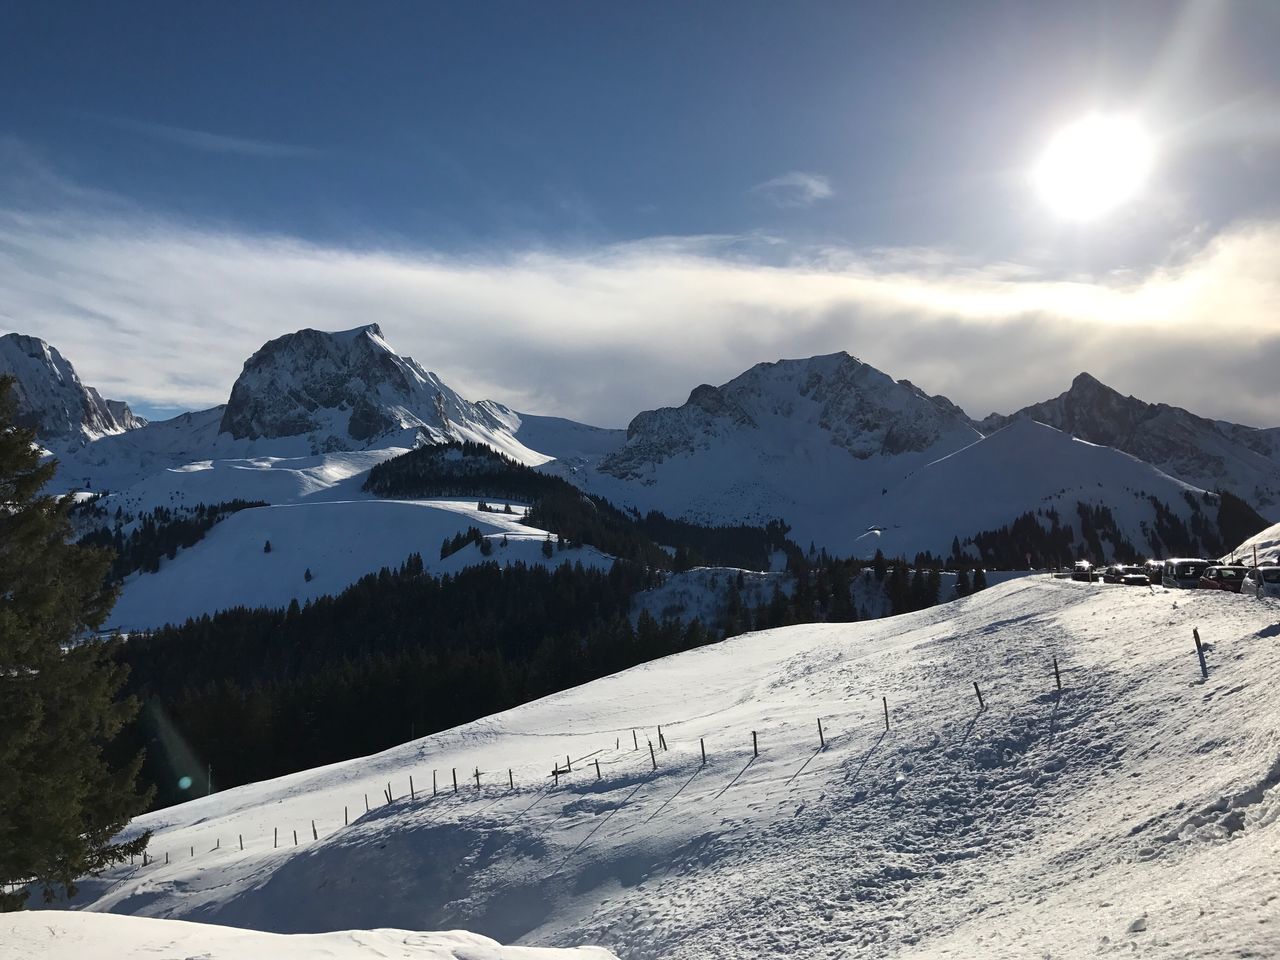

{"left": 6, "top": 912, "right": 616, "bottom": 960}
{"left": 59, "top": 579, "right": 1280, "bottom": 958}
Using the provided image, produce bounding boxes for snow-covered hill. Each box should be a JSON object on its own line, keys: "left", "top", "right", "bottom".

{"left": 8, "top": 912, "right": 615, "bottom": 960}
{"left": 1225, "top": 520, "right": 1280, "bottom": 565}
{"left": 0, "top": 332, "right": 143, "bottom": 446}
{"left": 60, "top": 579, "right": 1280, "bottom": 958}
{"left": 109, "top": 499, "right": 615, "bottom": 630}
{"left": 981, "top": 372, "right": 1280, "bottom": 520}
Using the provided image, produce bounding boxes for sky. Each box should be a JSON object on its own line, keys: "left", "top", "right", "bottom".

{"left": 2, "top": 0, "right": 1279, "bottom": 426}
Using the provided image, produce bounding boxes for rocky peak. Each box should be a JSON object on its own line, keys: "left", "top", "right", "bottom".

{"left": 600, "top": 352, "right": 980, "bottom": 479}
{"left": 217, "top": 324, "right": 528, "bottom": 456}
{"left": 0, "top": 332, "right": 144, "bottom": 445}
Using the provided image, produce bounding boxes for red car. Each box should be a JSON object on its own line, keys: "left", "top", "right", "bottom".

{"left": 1199, "top": 565, "right": 1248, "bottom": 593}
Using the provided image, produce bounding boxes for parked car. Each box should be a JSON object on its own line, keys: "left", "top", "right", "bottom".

{"left": 1071, "top": 561, "right": 1094, "bottom": 582}
{"left": 1102, "top": 564, "right": 1149, "bottom": 585}
{"left": 1199, "top": 565, "right": 1249, "bottom": 593}
{"left": 1241, "top": 565, "right": 1280, "bottom": 599}
{"left": 1118, "top": 565, "right": 1152, "bottom": 586}
{"left": 1162, "top": 558, "right": 1211, "bottom": 589}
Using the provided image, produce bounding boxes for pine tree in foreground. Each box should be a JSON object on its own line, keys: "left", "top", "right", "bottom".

{"left": 0, "top": 377, "right": 151, "bottom": 910}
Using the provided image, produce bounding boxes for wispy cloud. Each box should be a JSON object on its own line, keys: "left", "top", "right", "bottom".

{"left": 98, "top": 116, "right": 317, "bottom": 159}
{"left": 750, "top": 171, "right": 834, "bottom": 208}
{"left": 1, "top": 164, "right": 1279, "bottom": 429}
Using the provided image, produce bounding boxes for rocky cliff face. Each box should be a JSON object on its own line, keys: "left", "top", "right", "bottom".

{"left": 0, "top": 332, "right": 144, "bottom": 445}
{"left": 981, "top": 373, "right": 1280, "bottom": 519}
{"left": 218, "top": 324, "right": 523, "bottom": 454}
{"left": 599, "top": 352, "right": 981, "bottom": 480}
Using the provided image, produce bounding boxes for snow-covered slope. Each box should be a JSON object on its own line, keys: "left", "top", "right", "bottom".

{"left": 220, "top": 325, "right": 549, "bottom": 463}
{"left": 982, "top": 372, "right": 1280, "bottom": 520}
{"left": 855, "top": 418, "right": 1215, "bottom": 561}
{"left": 109, "top": 499, "right": 614, "bottom": 630}
{"left": 0, "top": 332, "right": 143, "bottom": 446}
{"left": 1225, "top": 520, "right": 1280, "bottom": 565}
{"left": 574, "top": 353, "right": 981, "bottom": 544}
{"left": 8, "top": 912, "right": 616, "bottom": 960}
{"left": 65, "top": 579, "right": 1280, "bottom": 958}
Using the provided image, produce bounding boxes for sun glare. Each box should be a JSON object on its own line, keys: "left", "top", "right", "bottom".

{"left": 1032, "top": 114, "right": 1153, "bottom": 221}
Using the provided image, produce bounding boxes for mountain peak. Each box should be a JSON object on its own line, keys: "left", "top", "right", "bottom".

{"left": 0, "top": 332, "right": 144, "bottom": 445}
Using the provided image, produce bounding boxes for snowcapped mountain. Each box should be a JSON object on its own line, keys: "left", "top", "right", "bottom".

{"left": 601, "top": 352, "right": 978, "bottom": 479}
{"left": 219, "top": 324, "right": 547, "bottom": 462}
{"left": 980, "top": 372, "right": 1280, "bottom": 520}
{"left": 575, "top": 353, "right": 982, "bottom": 545}
{"left": 0, "top": 332, "right": 144, "bottom": 446}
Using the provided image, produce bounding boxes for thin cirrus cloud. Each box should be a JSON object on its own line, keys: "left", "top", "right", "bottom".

{"left": 750, "top": 171, "right": 834, "bottom": 208}
{"left": 97, "top": 115, "right": 318, "bottom": 159}
{"left": 2, "top": 185, "right": 1279, "bottom": 428}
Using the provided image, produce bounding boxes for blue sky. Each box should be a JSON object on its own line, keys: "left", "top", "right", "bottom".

{"left": 3, "top": 1, "right": 1280, "bottom": 425}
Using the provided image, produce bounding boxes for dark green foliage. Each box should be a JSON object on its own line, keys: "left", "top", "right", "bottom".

{"left": 440, "top": 526, "right": 484, "bottom": 559}
{"left": 363, "top": 441, "right": 798, "bottom": 571}
{"left": 0, "top": 377, "right": 150, "bottom": 909}
{"left": 953, "top": 508, "right": 1075, "bottom": 568}
{"left": 75, "top": 500, "right": 267, "bottom": 581}
{"left": 1215, "top": 490, "right": 1268, "bottom": 557}
{"left": 117, "top": 558, "right": 685, "bottom": 809}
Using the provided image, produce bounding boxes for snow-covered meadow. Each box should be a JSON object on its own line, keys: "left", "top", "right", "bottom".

{"left": 38, "top": 577, "right": 1280, "bottom": 958}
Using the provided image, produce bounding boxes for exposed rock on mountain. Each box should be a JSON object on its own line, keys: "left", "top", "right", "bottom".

{"left": 0, "top": 332, "right": 144, "bottom": 445}
{"left": 982, "top": 373, "right": 1280, "bottom": 519}
{"left": 600, "top": 352, "right": 981, "bottom": 481}
{"left": 217, "top": 324, "right": 542, "bottom": 460}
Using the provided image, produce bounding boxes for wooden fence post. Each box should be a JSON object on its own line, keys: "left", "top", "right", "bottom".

{"left": 165, "top": 851, "right": 169, "bottom": 865}
{"left": 1193, "top": 628, "right": 1209, "bottom": 679}
{"left": 433, "top": 770, "right": 437, "bottom": 796}
{"left": 1053, "top": 656, "right": 1061, "bottom": 691}
{"left": 883, "top": 696, "right": 890, "bottom": 731}
{"left": 509, "top": 768, "right": 514, "bottom": 789}
{"left": 410, "top": 775, "right": 415, "bottom": 800}
{"left": 700, "top": 737, "right": 706, "bottom": 765}
{"left": 566, "top": 755, "right": 572, "bottom": 773}
{"left": 752, "top": 730, "right": 758, "bottom": 757}
{"left": 364, "top": 793, "right": 369, "bottom": 812}
{"left": 239, "top": 834, "right": 243, "bottom": 851}
{"left": 658, "top": 725, "right": 667, "bottom": 750}
{"left": 452, "top": 768, "right": 458, "bottom": 793}
{"left": 344, "top": 806, "right": 348, "bottom": 826}
{"left": 973, "top": 682, "right": 985, "bottom": 712}
{"left": 649, "top": 739, "right": 657, "bottom": 770}
{"left": 274, "top": 828, "right": 277, "bottom": 849}
{"left": 190, "top": 846, "right": 194, "bottom": 858}
{"left": 311, "top": 820, "right": 318, "bottom": 840}
{"left": 595, "top": 758, "right": 601, "bottom": 780}
{"left": 474, "top": 767, "right": 481, "bottom": 790}
{"left": 293, "top": 830, "right": 297, "bottom": 846}
{"left": 633, "top": 729, "right": 638, "bottom": 750}
{"left": 817, "top": 718, "right": 825, "bottom": 748}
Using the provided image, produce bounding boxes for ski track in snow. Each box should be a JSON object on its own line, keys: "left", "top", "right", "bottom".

{"left": 53, "top": 579, "right": 1280, "bottom": 958}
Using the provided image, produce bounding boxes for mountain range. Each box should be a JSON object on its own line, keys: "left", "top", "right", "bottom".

{"left": 3, "top": 324, "right": 1274, "bottom": 626}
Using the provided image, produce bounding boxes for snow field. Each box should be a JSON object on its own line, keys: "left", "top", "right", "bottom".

{"left": 3, "top": 912, "right": 617, "bottom": 960}
{"left": 109, "top": 498, "right": 613, "bottom": 629}
{"left": 65, "top": 579, "right": 1280, "bottom": 958}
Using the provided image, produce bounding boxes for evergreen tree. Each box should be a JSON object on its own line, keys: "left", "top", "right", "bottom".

{"left": 304, "top": 568, "right": 313, "bottom": 582}
{"left": 873, "top": 549, "right": 887, "bottom": 581}
{"left": 955, "top": 568, "right": 971, "bottom": 598}
{"left": 263, "top": 539, "right": 272, "bottom": 554}
{"left": 541, "top": 535, "right": 554, "bottom": 559}
{"left": 0, "top": 377, "right": 150, "bottom": 909}
{"left": 479, "top": 537, "right": 494, "bottom": 557}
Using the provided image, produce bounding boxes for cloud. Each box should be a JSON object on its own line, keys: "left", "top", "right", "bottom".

{"left": 750, "top": 171, "right": 834, "bottom": 208}
{"left": 1, "top": 171, "right": 1279, "bottom": 429}
{"left": 98, "top": 116, "right": 317, "bottom": 158}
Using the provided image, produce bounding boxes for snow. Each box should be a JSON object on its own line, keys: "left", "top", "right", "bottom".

{"left": 109, "top": 499, "right": 615, "bottom": 630}
{"left": 1227, "top": 520, "right": 1280, "bottom": 565}
{"left": 5, "top": 912, "right": 617, "bottom": 960}
{"left": 60, "top": 578, "right": 1280, "bottom": 957}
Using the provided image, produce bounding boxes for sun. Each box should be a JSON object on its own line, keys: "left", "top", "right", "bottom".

{"left": 1032, "top": 114, "right": 1153, "bottom": 221}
